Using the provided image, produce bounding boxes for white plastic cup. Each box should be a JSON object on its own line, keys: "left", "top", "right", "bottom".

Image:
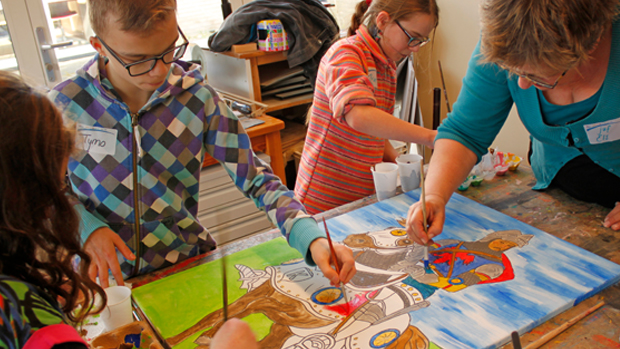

{"left": 101, "top": 285, "right": 133, "bottom": 331}
{"left": 396, "top": 154, "right": 423, "bottom": 192}
{"left": 371, "top": 162, "right": 399, "bottom": 201}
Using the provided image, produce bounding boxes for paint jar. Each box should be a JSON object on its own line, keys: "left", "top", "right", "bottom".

{"left": 506, "top": 153, "right": 522, "bottom": 171}
{"left": 371, "top": 162, "right": 399, "bottom": 201}
{"left": 479, "top": 153, "right": 496, "bottom": 180}
{"left": 458, "top": 175, "right": 474, "bottom": 191}
{"left": 396, "top": 154, "right": 423, "bottom": 192}
{"left": 470, "top": 175, "right": 484, "bottom": 187}
{"left": 100, "top": 286, "right": 134, "bottom": 331}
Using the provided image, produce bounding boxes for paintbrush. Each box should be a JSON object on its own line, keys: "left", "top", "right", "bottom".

{"left": 438, "top": 60, "right": 451, "bottom": 113}
{"left": 420, "top": 159, "right": 430, "bottom": 271}
{"left": 323, "top": 219, "right": 349, "bottom": 306}
{"left": 221, "top": 255, "right": 228, "bottom": 322}
{"left": 511, "top": 331, "right": 522, "bottom": 349}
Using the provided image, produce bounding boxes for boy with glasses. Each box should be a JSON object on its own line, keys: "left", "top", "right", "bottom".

{"left": 49, "top": 0, "right": 355, "bottom": 291}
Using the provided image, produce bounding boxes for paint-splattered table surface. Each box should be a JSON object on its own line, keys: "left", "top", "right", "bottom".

{"left": 454, "top": 164, "right": 620, "bottom": 349}
{"left": 127, "top": 164, "right": 620, "bottom": 349}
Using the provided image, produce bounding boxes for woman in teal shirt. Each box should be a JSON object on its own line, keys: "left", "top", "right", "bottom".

{"left": 405, "top": 0, "right": 620, "bottom": 244}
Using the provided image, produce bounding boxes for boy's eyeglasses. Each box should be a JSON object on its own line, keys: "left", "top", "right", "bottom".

{"left": 394, "top": 20, "right": 430, "bottom": 48}
{"left": 498, "top": 63, "right": 568, "bottom": 89}
{"left": 97, "top": 27, "right": 189, "bottom": 77}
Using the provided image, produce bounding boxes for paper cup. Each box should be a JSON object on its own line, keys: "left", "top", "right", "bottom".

{"left": 396, "top": 154, "right": 423, "bottom": 192}
{"left": 101, "top": 286, "right": 133, "bottom": 331}
{"left": 371, "top": 162, "right": 399, "bottom": 201}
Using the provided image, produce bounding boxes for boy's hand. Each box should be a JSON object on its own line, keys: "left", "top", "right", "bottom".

{"left": 211, "top": 318, "right": 258, "bottom": 349}
{"left": 84, "top": 227, "right": 135, "bottom": 288}
{"left": 310, "top": 238, "right": 356, "bottom": 287}
{"left": 604, "top": 202, "right": 620, "bottom": 231}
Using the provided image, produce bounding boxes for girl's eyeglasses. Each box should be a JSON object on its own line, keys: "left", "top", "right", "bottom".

{"left": 394, "top": 20, "right": 430, "bottom": 48}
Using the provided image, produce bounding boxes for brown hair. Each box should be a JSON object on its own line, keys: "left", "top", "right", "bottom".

{"left": 0, "top": 71, "right": 105, "bottom": 323}
{"left": 89, "top": 0, "right": 176, "bottom": 37}
{"left": 480, "top": 0, "right": 620, "bottom": 72}
{"left": 348, "top": 0, "right": 439, "bottom": 37}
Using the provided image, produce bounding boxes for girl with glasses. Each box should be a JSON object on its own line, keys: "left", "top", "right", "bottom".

{"left": 406, "top": 0, "right": 620, "bottom": 247}
{"left": 295, "top": 0, "right": 439, "bottom": 214}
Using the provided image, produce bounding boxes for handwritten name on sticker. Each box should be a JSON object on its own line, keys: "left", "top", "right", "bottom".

{"left": 77, "top": 124, "right": 117, "bottom": 156}
{"left": 584, "top": 118, "right": 620, "bottom": 145}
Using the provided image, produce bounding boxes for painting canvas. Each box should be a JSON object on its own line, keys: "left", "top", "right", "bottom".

{"left": 132, "top": 191, "right": 620, "bottom": 349}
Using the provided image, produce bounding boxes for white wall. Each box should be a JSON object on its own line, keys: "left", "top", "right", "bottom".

{"left": 416, "top": 0, "right": 530, "bottom": 160}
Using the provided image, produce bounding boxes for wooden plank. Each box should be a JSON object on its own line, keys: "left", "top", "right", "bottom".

{"left": 264, "top": 93, "right": 314, "bottom": 112}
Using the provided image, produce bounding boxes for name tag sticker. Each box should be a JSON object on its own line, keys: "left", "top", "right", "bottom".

{"left": 584, "top": 118, "right": 620, "bottom": 144}
{"left": 77, "top": 124, "right": 117, "bottom": 156}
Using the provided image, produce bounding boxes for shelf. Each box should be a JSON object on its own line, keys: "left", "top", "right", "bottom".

{"left": 264, "top": 93, "right": 313, "bottom": 113}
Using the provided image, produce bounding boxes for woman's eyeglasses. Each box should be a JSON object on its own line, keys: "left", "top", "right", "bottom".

{"left": 498, "top": 63, "right": 568, "bottom": 89}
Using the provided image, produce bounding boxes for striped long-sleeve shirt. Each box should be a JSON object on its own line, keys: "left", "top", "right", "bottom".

{"left": 295, "top": 26, "right": 397, "bottom": 214}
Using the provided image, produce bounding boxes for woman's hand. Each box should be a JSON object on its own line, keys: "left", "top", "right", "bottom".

{"left": 604, "top": 202, "right": 620, "bottom": 231}
{"left": 405, "top": 194, "right": 447, "bottom": 245}
{"left": 310, "top": 238, "right": 356, "bottom": 286}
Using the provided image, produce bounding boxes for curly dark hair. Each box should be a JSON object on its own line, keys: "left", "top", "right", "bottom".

{"left": 0, "top": 71, "right": 106, "bottom": 323}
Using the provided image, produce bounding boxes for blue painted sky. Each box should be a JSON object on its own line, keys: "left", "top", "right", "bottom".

{"left": 325, "top": 192, "right": 620, "bottom": 349}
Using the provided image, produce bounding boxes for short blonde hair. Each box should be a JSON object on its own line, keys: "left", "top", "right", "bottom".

{"left": 480, "top": 0, "right": 620, "bottom": 72}
{"left": 89, "top": 0, "right": 176, "bottom": 37}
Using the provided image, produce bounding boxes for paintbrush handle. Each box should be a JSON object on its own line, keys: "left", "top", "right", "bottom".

{"left": 524, "top": 302, "right": 604, "bottom": 349}
{"left": 420, "top": 160, "right": 428, "bottom": 235}
{"left": 323, "top": 219, "right": 341, "bottom": 275}
{"left": 221, "top": 256, "right": 228, "bottom": 321}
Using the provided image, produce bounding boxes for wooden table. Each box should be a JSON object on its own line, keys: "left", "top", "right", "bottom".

{"left": 201, "top": 113, "right": 287, "bottom": 185}
{"left": 129, "top": 164, "right": 620, "bottom": 348}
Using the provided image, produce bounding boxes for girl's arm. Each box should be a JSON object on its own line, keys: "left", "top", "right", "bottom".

{"left": 344, "top": 105, "right": 436, "bottom": 148}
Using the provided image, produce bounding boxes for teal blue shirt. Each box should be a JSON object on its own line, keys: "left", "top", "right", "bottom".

{"left": 438, "top": 19, "right": 620, "bottom": 190}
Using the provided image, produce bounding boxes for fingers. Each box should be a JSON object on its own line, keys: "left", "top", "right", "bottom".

{"left": 97, "top": 259, "right": 111, "bottom": 288}
{"left": 310, "top": 238, "right": 356, "bottom": 287}
{"left": 604, "top": 202, "right": 620, "bottom": 231}
{"left": 334, "top": 244, "right": 356, "bottom": 284}
{"left": 108, "top": 258, "right": 125, "bottom": 287}
{"left": 211, "top": 318, "right": 258, "bottom": 349}
{"left": 405, "top": 204, "right": 429, "bottom": 245}
{"left": 405, "top": 196, "right": 446, "bottom": 245}
{"left": 84, "top": 228, "right": 133, "bottom": 288}
{"left": 88, "top": 260, "right": 99, "bottom": 284}
{"left": 311, "top": 240, "right": 340, "bottom": 286}
{"left": 114, "top": 234, "right": 136, "bottom": 261}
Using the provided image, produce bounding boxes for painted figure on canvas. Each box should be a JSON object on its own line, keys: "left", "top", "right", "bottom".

{"left": 167, "top": 226, "right": 532, "bottom": 349}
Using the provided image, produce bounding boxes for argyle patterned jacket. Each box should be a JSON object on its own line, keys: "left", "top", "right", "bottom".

{"left": 49, "top": 56, "right": 320, "bottom": 278}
